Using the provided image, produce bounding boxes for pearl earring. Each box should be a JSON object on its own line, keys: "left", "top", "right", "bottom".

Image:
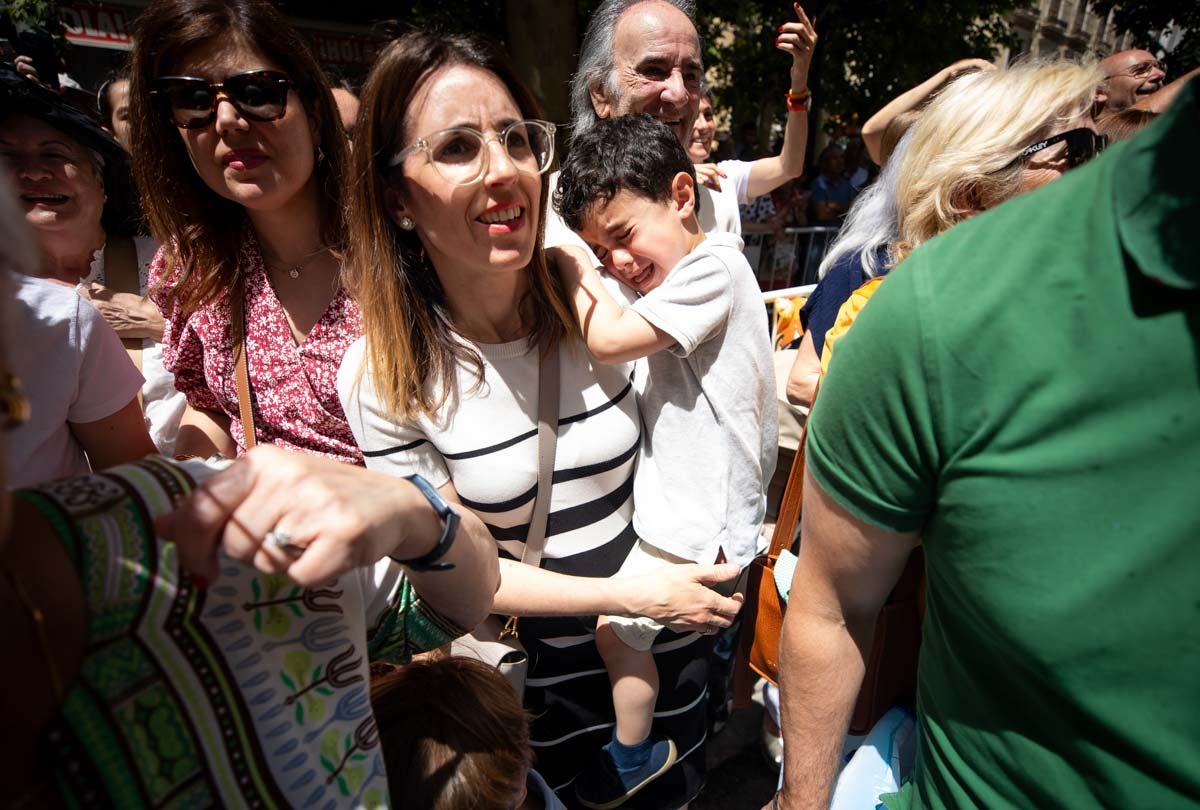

{"left": 399, "top": 216, "right": 415, "bottom": 230}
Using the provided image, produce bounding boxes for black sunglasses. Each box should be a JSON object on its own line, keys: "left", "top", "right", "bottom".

{"left": 1018, "top": 127, "right": 1108, "bottom": 169}
{"left": 150, "top": 70, "right": 294, "bottom": 129}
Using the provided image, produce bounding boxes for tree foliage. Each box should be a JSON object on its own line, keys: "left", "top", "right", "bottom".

{"left": 1088, "top": 0, "right": 1199, "bottom": 74}
{"left": 696, "top": 0, "right": 1028, "bottom": 138}
{"left": 0, "top": 0, "right": 65, "bottom": 40}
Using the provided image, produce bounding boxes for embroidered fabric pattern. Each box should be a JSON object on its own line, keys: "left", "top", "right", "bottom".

{"left": 20, "top": 456, "right": 463, "bottom": 808}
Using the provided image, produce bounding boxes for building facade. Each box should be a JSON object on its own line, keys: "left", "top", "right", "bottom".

{"left": 1006, "top": 0, "right": 1133, "bottom": 61}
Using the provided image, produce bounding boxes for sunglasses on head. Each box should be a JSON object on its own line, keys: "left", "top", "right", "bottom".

{"left": 1018, "top": 127, "right": 1108, "bottom": 169}
{"left": 150, "top": 69, "right": 293, "bottom": 129}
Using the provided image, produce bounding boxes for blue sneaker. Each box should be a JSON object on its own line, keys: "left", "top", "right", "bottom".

{"left": 575, "top": 737, "right": 677, "bottom": 809}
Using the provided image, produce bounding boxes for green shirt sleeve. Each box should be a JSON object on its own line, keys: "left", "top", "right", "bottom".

{"left": 805, "top": 257, "right": 942, "bottom": 534}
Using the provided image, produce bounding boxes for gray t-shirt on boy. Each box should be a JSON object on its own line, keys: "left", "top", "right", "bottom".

{"left": 630, "top": 231, "right": 778, "bottom": 567}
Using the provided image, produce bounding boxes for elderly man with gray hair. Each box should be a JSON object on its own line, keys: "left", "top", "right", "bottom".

{"left": 551, "top": 0, "right": 816, "bottom": 248}
{"left": 547, "top": 0, "right": 749, "bottom": 245}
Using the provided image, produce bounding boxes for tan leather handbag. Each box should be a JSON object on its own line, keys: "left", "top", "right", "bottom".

{"left": 737, "top": 394, "right": 924, "bottom": 735}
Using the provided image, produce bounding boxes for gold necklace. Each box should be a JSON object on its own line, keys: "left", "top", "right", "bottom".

{"left": 266, "top": 244, "right": 330, "bottom": 279}
{"left": 2, "top": 563, "right": 65, "bottom": 703}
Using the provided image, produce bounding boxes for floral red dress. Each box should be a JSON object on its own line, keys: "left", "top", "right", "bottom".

{"left": 149, "top": 238, "right": 364, "bottom": 465}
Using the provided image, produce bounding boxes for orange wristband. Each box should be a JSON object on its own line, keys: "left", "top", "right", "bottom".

{"left": 786, "top": 94, "right": 811, "bottom": 112}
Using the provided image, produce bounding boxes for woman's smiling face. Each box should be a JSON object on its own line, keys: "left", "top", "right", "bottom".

{"left": 386, "top": 64, "right": 542, "bottom": 283}
{"left": 1, "top": 114, "right": 105, "bottom": 238}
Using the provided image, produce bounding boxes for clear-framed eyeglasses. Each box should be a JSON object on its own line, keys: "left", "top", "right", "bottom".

{"left": 388, "top": 119, "right": 556, "bottom": 186}
{"left": 1116, "top": 58, "right": 1165, "bottom": 80}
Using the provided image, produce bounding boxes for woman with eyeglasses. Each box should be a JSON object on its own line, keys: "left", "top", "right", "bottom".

{"left": 127, "top": 0, "right": 362, "bottom": 464}
{"left": 337, "top": 31, "right": 742, "bottom": 807}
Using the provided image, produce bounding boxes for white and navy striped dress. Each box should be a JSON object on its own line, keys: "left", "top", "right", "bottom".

{"left": 338, "top": 334, "right": 713, "bottom": 808}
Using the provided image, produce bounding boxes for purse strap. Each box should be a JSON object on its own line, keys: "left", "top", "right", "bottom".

{"left": 230, "top": 291, "right": 257, "bottom": 451}
{"left": 102, "top": 237, "right": 144, "bottom": 373}
{"left": 766, "top": 380, "right": 819, "bottom": 558}
{"left": 519, "top": 345, "right": 560, "bottom": 570}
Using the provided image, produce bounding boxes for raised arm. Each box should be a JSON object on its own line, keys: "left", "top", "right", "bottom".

{"left": 770, "top": 468, "right": 919, "bottom": 810}
{"left": 861, "top": 58, "right": 995, "bottom": 165}
{"left": 549, "top": 245, "right": 675, "bottom": 364}
{"left": 744, "top": 3, "right": 816, "bottom": 200}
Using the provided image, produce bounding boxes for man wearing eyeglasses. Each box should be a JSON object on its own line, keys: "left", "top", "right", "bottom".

{"left": 1099, "top": 49, "right": 1165, "bottom": 113}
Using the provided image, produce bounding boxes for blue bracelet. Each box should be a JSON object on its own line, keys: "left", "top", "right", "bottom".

{"left": 391, "top": 473, "right": 460, "bottom": 571}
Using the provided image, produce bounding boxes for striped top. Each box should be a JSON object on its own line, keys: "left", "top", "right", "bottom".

{"left": 338, "top": 335, "right": 640, "bottom": 572}
{"left": 338, "top": 335, "right": 713, "bottom": 806}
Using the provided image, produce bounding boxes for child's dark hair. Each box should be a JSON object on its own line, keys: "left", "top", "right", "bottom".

{"left": 372, "top": 657, "right": 533, "bottom": 810}
{"left": 554, "top": 113, "right": 701, "bottom": 232}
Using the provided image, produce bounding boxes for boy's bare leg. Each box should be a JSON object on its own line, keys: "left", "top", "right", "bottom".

{"left": 595, "top": 615, "right": 659, "bottom": 744}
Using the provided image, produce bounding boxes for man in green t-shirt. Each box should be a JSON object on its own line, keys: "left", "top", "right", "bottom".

{"left": 772, "top": 80, "right": 1200, "bottom": 810}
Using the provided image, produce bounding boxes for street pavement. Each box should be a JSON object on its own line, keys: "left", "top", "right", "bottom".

{"left": 694, "top": 694, "right": 781, "bottom": 809}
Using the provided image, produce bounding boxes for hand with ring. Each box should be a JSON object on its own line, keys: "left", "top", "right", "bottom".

{"left": 158, "top": 445, "right": 486, "bottom": 589}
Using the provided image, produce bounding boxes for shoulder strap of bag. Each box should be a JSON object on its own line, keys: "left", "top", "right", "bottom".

{"left": 766, "top": 380, "right": 820, "bottom": 557}
{"left": 230, "top": 291, "right": 257, "bottom": 451}
{"left": 519, "top": 345, "right": 560, "bottom": 570}
{"left": 103, "top": 237, "right": 144, "bottom": 373}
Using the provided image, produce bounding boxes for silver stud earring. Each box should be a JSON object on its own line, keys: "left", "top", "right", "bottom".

{"left": 399, "top": 216, "right": 415, "bottom": 230}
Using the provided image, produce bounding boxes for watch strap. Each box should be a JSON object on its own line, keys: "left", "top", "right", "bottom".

{"left": 393, "top": 473, "right": 461, "bottom": 571}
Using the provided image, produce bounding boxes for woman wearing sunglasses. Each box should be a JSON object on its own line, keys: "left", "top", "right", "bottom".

{"left": 788, "top": 60, "right": 1105, "bottom": 402}
{"left": 127, "top": 0, "right": 361, "bottom": 464}
{"left": 338, "top": 32, "right": 742, "bottom": 808}
{"left": 891, "top": 60, "right": 1104, "bottom": 266}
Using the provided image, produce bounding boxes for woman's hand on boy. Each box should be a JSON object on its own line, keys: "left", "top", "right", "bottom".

{"left": 622, "top": 562, "right": 745, "bottom": 634}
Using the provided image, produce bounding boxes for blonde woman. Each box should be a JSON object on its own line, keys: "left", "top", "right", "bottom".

{"left": 891, "top": 59, "right": 1104, "bottom": 263}
{"left": 788, "top": 59, "right": 1104, "bottom": 403}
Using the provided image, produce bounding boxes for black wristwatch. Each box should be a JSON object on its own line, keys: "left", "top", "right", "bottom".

{"left": 391, "top": 473, "right": 460, "bottom": 571}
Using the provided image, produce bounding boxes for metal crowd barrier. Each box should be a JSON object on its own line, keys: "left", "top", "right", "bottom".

{"left": 744, "top": 225, "right": 840, "bottom": 290}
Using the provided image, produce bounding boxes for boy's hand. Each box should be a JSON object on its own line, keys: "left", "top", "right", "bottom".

{"left": 546, "top": 245, "right": 673, "bottom": 364}
{"left": 546, "top": 244, "right": 595, "bottom": 282}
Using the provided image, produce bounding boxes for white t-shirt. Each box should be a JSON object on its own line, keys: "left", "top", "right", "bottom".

{"left": 707, "top": 159, "right": 754, "bottom": 236}
{"left": 628, "top": 232, "right": 778, "bottom": 566}
{"left": 7, "top": 273, "right": 145, "bottom": 488}
{"left": 78, "top": 237, "right": 186, "bottom": 454}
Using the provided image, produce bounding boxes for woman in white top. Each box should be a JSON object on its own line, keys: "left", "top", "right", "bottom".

{"left": 0, "top": 76, "right": 184, "bottom": 455}
{"left": 687, "top": 4, "right": 817, "bottom": 230}
{"left": 0, "top": 78, "right": 163, "bottom": 476}
{"left": 337, "top": 31, "right": 743, "bottom": 807}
